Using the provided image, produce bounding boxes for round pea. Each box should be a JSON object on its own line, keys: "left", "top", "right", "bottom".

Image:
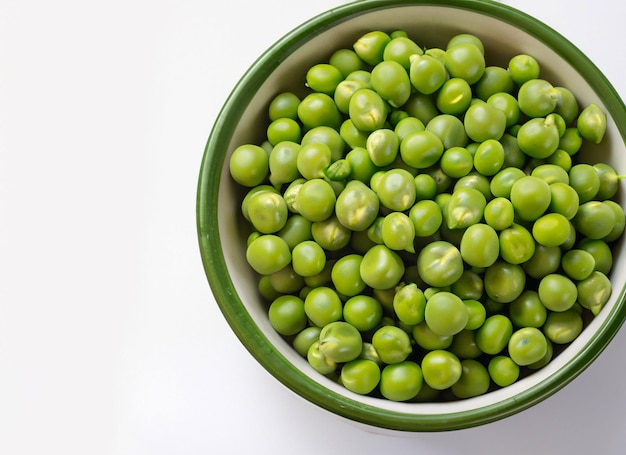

{"left": 341, "top": 359, "right": 381, "bottom": 395}
{"left": 409, "top": 199, "right": 443, "bottom": 237}
{"left": 460, "top": 223, "right": 500, "bottom": 268}
{"left": 473, "top": 139, "right": 504, "bottom": 176}
{"left": 508, "top": 327, "right": 548, "bottom": 366}
{"left": 538, "top": 273, "right": 578, "bottom": 312}
{"left": 577, "top": 103, "right": 607, "bottom": 144}
{"left": 577, "top": 271, "right": 612, "bottom": 315}
{"left": 499, "top": 223, "right": 535, "bottom": 265}
{"left": 417, "top": 241, "right": 464, "bottom": 288}
{"left": 425, "top": 291, "right": 469, "bottom": 337}
{"left": 484, "top": 261, "right": 526, "bottom": 303}
{"left": 393, "top": 283, "right": 426, "bottom": 326}
{"left": 400, "top": 130, "right": 444, "bottom": 169}
{"left": 304, "top": 286, "right": 343, "bottom": 327}
{"left": 445, "top": 43, "right": 485, "bottom": 84}
{"left": 246, "top": 234, "right": 291, "bottom": 275}
{"left": 409, "top": 53, "right": 447, "bottom": 94}
{"left": 297, "top": 92, "right": 342, "bottom": 130}
{"left": 436, "top": 78, "right": 472, "bottom": 115}
{"left": 349, "top": 88, "right": 388, "bottom": 132}
{"left": 269, "top": 92, "right": 300, "bottom": 121}
{"left": 451, "top": 359, "right": 490, "bottom": 398}
{"left": 440, "top": 146, "right": 474, "bottom": 178}
{"left": 375, "top": 168, "right": 417, "bottom": 211}
{"left": 517, "top": 79, "right": 558, "bottom": 118}
{"left": 268, "top": 295, "right": 307, "bottom": 336}
{"left": 561, "top": 249, "right": 595, "bottom": 281}
{"left": 318, "top": 321, "right": 363, "bottom": 363}
{"left": 484, "top": 197, "right": 515, "bottom": 231}
{"left": 293, "top": 326, "right": 321, "bottom": 357}
{"left": 371, "top": 60, "right": 411, "bottom": 107}
{"left": 360, "top": 244, "right": 405, "bottom": 290}
{"left": 353, "top": 30, "right": 391, "bottom": 66}
{"left": 412, "top": 322, "right": 453, "bottom": 350}
{"left": 335, "top": 180, "right": 380, "bottom": 231}
{"left": 508, "top": 54, "right": 540, "bottom": 85}
{"left": 311, "top": 216, "right": 351, "bottom": 251}
{"left": 532, "top": 213, "right": 571, "bottom": 247}
{"left": 510, "top": 175, "right": 551, "bottom": 221}
{"left": 421, "top": 350, "right": 463, "bottom": 390}
{"left": 510, "top": 290, "right": 547, "bottom": 328}
{"left": 229, "top": 144, "right": 269, "bottom": 187}
{"left": 543, "top": 309, "right": 583, "bottom": 344}
{"left": 330, "top": 254, "right": 365, "bottom": 297}
{"left": 476, "top": 314, "right": 513, "bottom": 355}
{"left": 380, "top": 361, "right": 423, "bottom": 401}
{"left": 573, "top": 201, "right": 616, "bottom": 240}
{"left": 488, "top": 355, "right": 520, "bottom": 387}
{"left": 343, "top": 295, "right": 383, "bottom": 333}
{"left": 464, "top": 102, "right": 507, "bottom": 142}
{"left": 384, "top": 36, "right": 423, "bottom": 69}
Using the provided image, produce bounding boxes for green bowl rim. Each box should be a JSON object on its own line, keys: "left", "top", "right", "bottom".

{"left": 197, "top": 0, "right": 626, "bottom": 432}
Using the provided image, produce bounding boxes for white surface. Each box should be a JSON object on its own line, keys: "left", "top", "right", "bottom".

{"left": 1, "top": 1, "right": 625, "bottom": 454}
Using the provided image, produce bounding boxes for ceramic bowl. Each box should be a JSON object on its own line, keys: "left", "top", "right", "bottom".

{"left": 197, "top": 0, "right": 626, "bottom": 432}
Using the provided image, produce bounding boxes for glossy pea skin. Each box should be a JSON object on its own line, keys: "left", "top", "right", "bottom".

{"left": 229, "top": 144, "right": 269, "bottom": 187}
{"left": 499, "top": 223, "right": 535, "bottom": 265}
{"left": 476, "top": 314, "right": 513, "bottom": 355}
{"left": 484, "top": 197, "right": 515, "bottom": 231}
{"left": 306, "top": 63, "right": 344, "bottom": 96}
{"left": 549, "top": 182, "right": 579, "bottom": 220}
{"left": 426, "top": 114, "right": 469, "bottom": 149}
{"left": 267, "top": 117, "right": 302, "bottom": 145}
{"left": 474, "top": 139, "right": 504, "bottom": 176}
{"left": 543, "top": 309, "right": 583, "bottom": 344}
{"left": 487, "top": 92, "right": 520, "bottom": 127}
{"left": 366, "top": 128, "right": 399, "bottom": 167}
{"left": 449, "top": 329, "right": 482, "bottom": 359}
{"left": 393, "top": 283, "right": 427, "bottom": 326}
{"left": 409, "top": 199, "right": 443, "bottom": 237}
{"left": 445, "top": 43, "right": 485, "bottom": 85}
{"left": 569, "top": 163, "right": 600, "bottom": 203}
{"left": 319, "top": 321, "right": 363, "bottom": 363}
{"left": 440, "top": 146, "right": 473, "bottom": 178}
{"left": 307, "top": 341, "right": 337, "bottom": 375}
{"left": 446, "top": 187, "right": 486, "bottom": 229}
{"left": 349, "top": 88, "right": 388, "bottom": 132}
{"left": 360, "top": 244, "right": 405, "bottom": 290}
{"left": 382, "top": 212, "right": 416, "bottom": 253}
{"left": 268, "top": 92, "right": 301, "bottom": 121}
{"left": 577, "top": 271, "right": 612, "bottom": 315}
{"left": 297, "top": 92, "right": 342, "bottom": 130}
{"left": 532, "top": 213, "right": 571, "bottom": 247}
{"left": 460, "top": 223, "right": 499, "bottom": 268}
{"left": 436, "top": 78, "right": 472, "bottom": 115}
{"left": 353, "top": 30, "right": 391, "bottom": 66}
{"left": 412, "top": 322, "right": 453, "bottom": 351}
{"left": 304, "top": 286, "right": 343, "bottom": 327}
{"left": 246, "top": 190, "right": 288, "bottom": 234}
{"left": 400, "top": 130, "right": 444, "bottom": 169}
{"left": 293, "top": 326, "right": 321, "bottom": 357}
{"left": 417, "top": 241, "right": 464, "bottom": 288}
{"left": 577, "top": 103, "right": 607, "bottom": 144}
{"left": 522, "top": 244, "right": 561, "bottom": 280}
{"left": 508, "top": 327, "right": 548, "bottom": 366}
{"left": 510, "top": 290, "right": 547, "bottom": 328}
{"left": 421, "top": 349, "right": 463, "bottom": 390}
{"left": 384, "top": 36, "right": 423, "bottom": 69}
{"left": 301, "top": 125, "right": 346, "bottom": 162}
{"left": 345, "top": 146, "right": 377, "bottom": 182}
{"left": 341, "top": 359, "right": 381, "bottom": 395}
{"left": 295, "top": 178, "right": 336, "bottom": 222}
{"left": 268, "top": 295, "right": 307, "bottom": 336}
{"left": 371, "top": 60, "right": 412, "bottom": 108}
{"left": 380, "top": 361, "right": 423, "bottom": 401}
{"left": 451, "top": 359, "right": 491, "bottom": 398}
{"left": 594, "top": 162, "right": 620, "bottom": 200}
{"left": 375, "top": 168, "right": 417, "bottom": 211}
{"left": 343, "top": 295, "right": 383, "bottom": 332}
{"left": 517, "top": 79, "right": 559, "bottom": 118}
{"left": 291, "top": 240, "right": 326, "bottom": 277}
{"left": 510, "top": 175, "right": 551, "bottom": 221}
{"left": 603, "top": 200, "right": 626, "bottom": 242}
{"left": 488, "top": 355, "right": 520, "bottom": 387}
{"left": 296, "top": 142, "right": 331, "bottom": 180}
{"left": 464, "top": 102, "right": 507, "bottom": 143}
{"left": 372, "top": 325, "right": 413, "bottom": 364}
{"left": 246, "top": 234, "right": 291, "bottom": 275}
{"left": 538, "top": 274, "right": 578, "bottom": 312}
{"left": 395, "top": 116, "right": 426, "bottom": 142}
{"left": 484, "top": 261, "right": 526, "bottom": 303}
{"left": 409, "top": 53, "right": 447, "bottom": 95}
{"left": 561, "top": 249, "right": 595, "bottom": 281}
{"left": 574, "top": 201, "right": 616, "bottom": 240}
{"left": 424, "top": 291, "right": 469, "bottom": 337}
{"left": 577, "top": 238, "right": 613, "bottom": 275}
{"left": 269, "top": 141, "right": 301, "bottom": 187}
{"left": 508, "top": 54, "right": 540, "bottom": 85}
{"left": 311, "top": 216, "right": 351, "bottom": 251}
{"left": 335, "top": 180, "right": 380, "bottom": 232}
{"left": 490, "top": 167, "right": 525, "bottom": 199}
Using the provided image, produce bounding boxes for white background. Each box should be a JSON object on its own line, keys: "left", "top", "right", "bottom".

{"left": 1, "top": 1, "right": 625, "bottom": 454}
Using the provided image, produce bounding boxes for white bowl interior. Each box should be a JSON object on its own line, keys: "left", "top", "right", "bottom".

{"left": 216, "top": 4, "right": 626, "bottom": 417}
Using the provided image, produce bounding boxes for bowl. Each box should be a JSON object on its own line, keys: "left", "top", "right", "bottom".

{"left": 197, "top": 0, "right": 626, "bottom": 432}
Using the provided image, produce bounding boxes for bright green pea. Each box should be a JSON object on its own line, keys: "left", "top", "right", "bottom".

{"left": 484, "top": 197, "right": 515, "bottom": 231}
{"left": 409, "top": 53, "right": 447, "bottom": 95}
{"left": 522, "top": 244, "right": 561, "bottom": 280}
{"left": 487, "top": 92, "right": 520, "bottom": 127}
{"left": 561, "top": 249, "right": 595, "bottom": 281}
{"left": 424, "top": 291, "right": 469, "bottom": 337}
{"left": 295, "top": 178, "right": 336, "bottom": 222}
{"left": 372, "top": 325, "right": 413, "bottom": 364}
{"left": 343, "top": 295, "right": 383, "bottom": 332}
{"left": 307, "top": 341, "right": 337, "bottom": 374}
{"left": 451, "top": 359, "right": 490, "bottom": 398}
{"left": 577, "top": 103, "right": 607, "bottom": 144}
{"left": 508, "top": 327, "right": 548, "bottom": 366}
{"left": 345, "top": 146, "right": 377, "bottom": 182}
{"left": 304, "top": 286, "right": 343, "bottom": 327}
{"left": 445, "top": 43, "right": 485, "bottom": 84}
{"left": 380, "top": 361, "right": 423, "bottom": 401}
{"left": 594, "top": 162, "right": 620, "bottom": 200}
{"left": 341, "top": 359, "right": 381, "bottom": 395}
{"left": 291, "top": 240, "right": 326, "bottom": 277}
{"left": 382, "top": 212, "right": 416, "bottom": 253}
{"left": 447, "top": 33, "right": 485, "bottom": 54}
{"left": 510, "top": 290, "right": 547, "bottom": 328}
{"left": 460, "top": 223, "right": 499, "bottom": 268}
{"left": 293, "top": 326, "right": 321, "bottom": 357}
{"left": 349, "top": 88, "right": 388, "bottom": 132}
{"left": 319, "top": 321, "right": 363, "bottom": 363}
{"left": 531, "top": 163, "right": 570, "bottom": 185}
{"left": 409, "top": 199, "right": 443, "bottom": 237}
{"left": 267, "top": 263, "right": 303, "bottom": 294}
{"left": 384, "top": 36, "right": 423, "bottom": 69}
{"left": 436, "top": 77, "right": 472, "bottom": 115}
{"left": 476, "top": 314, "right": 513, "bottom": 355}
{"left": 475, "top": 66, "right": 514, "bottom": 101}
{"left": 517, "top": 79, "right": 559, "bottom": 118}
{"left": 296, "top": 142, "right": 331, "bottom": 180}
{"left": 603, "top": 200, "right": 626, "bottom": 242}
{"left": 311, "top": 216, "right": 351, "bottom": 251}
{"left": 577, "top": 271, "right": 612, "bottom": 315}
{"left": 426, "top": 114, "right": 469, "bottom": 149}
{"left": 548, "top": 182, "right": 579, "bottom": 220}
{"left": 569, "top": 163, "right": 600, "bottom": 203}
{"left": 412, "top": 321, "right": 453, "bottom": 350}
{"left": 440, "top": 146, "right": 473, "bottom": 178}
{"left": 335, "top": 79, "right": 369, "bottom": 115}
{"left": 268, "top": 92, "right": 300, "bottom": 121}
{"left": 366, "top": 128, "right": 399, "bottom": 167}
{"left": 268, "top": 295, "right": 307, "bottom": 336}
{"left": 546, "top": 149, "right": 573, "bottom": 171}
{"left": 553, "top": 86, "right": 579, "bottom": 124}
{"left": 507, "top": 54, "right": 540, "bottom": 85}
{"left": 229, "top": 143, "right": 269, "bottom": 187}
{"left": 404, "top": 92, "right": 439, "bottom": 125}
{"left": 417, "top": 241, "right": 464, "bottom": 288}
{"left": 246, "top": 234, "right": 291, "bottom": 275}
{"left": 278, "top": 214, "right": 312, "bottom": 249}
{"left": 393, "top": 283, "right": 426, "bottom": 326}
{"left": 501, "top": 132, "right": 527, "bottom": 169}
{"left": 499, "top": 223, "right": 535, "bottom": 265}
{"left": 375, "top": 168, "right": 416, "bottom": 211}
{"left": 400, "top": 130, "right": 444, "bottom": 169}
{"left": 421, "top": 350, "right": 463, "bottom": 390}
{"left": 371, "top": 60, "right": 411, "bottom": 108}
{"left": 268, "top": 141, "right": 301, "bottom": 187}
{"left": 446, "top": 187, "right": 486, "bottom": 229}
{"left": 266, "top": 117, "right": 302, "bottom": 145}
{"left": 532, "top": 213, "right": 571, "bottom": 247}
{"left": 538, "top": 273, "right": 578, "bottom": 312}
{"left": 297, "top": 92, "right": 342, "bottom": 130}
{"left": 573, "top": 201, "right": 616, "bottom": 240}
{"left": 517, "top": 116, "right": 560, "bottom": 159}
{"left": 306, "top": 63, "right": 344, "bottom": 95}
{"left": 488, "top": 355, "right": 520, "bottom": 387}
{"left": 353, "top": 30, "right": 391, "bottom": 66}
{"left": 474, "top": 139, "right": 504, "bottom": 176}
{"left": 329, "top": 48, "right": 365, "bottom": 78}
{"left": 360, "top": 244, "right": 405, "bottom": 290}
{"left": 394, "top": 116, "right": 426, "bottom": 142}
{"left": 510, "top": 175, "right": 551, "bottom": 221}
{"left": 543, "top": 309, "right": 583, "bottom": 344}
{"left": 484, "top": 261, "right": 526, "bottom": 303}
{"left": 414, "top": 172, "right": 441, "bottom": 200}
{"left": 577, "top": 238, "right": 613, "bottom": 275}
{"left": 490, "top": 167, "right": 525, "bottom": 199}
{"left": 464, "top": 102, "right": 507, "bottom": 142}
{"left": 452, "top": 270, "right": 483, "bottom": 301}
{"left": 335, "top": 180, "right": 379, "bottom": 232}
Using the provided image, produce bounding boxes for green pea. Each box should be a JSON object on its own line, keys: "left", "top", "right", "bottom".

{"left": 412, "top": 321, "right": 453, "bottom": 350}
{"left": 543, "top": 309, "right": 583, "bottom": 344}
{"left": 501, "top": 132, "right": 527, "bottom": 169}
{"left": 268, "top": 141, "right": 301, "bottom": 187}
{"left": 360, "top": 244, "right": 405, "bottom": 290}
{"left": 553, "top": 86, "right": 579, "bottom": 124}
{"left": 375, "top": 168, "right": 417, "bottom": 211}
{"left": 409, "top": 199, "right": 443, "bottom": 237}
{"left": 447, "top": 33, "right": 485, "bottom": 54}
{"left": 499, "top": 223, "right": 535, "bottom": 265}
{"left": 341, "top": 359, "right": 381, "bottom": 395}
{"left": 484, "top": 197, "right": 515, "bottom": 231}
{"left": 464, "top": 102, "right": 507, "bottom": 142}
{"left": 510, "top": 290, "right": 547, "bottom": 328}
{"left": 421, "top": 350, "right": 463, "bottom": 390}
{"left": 404, "top": 91, "right": 439, "bottom": 125}
{"left": 268, "top": 92, "right": 300, "bottom": 121}
{"left": 417, "top": 241, "right": 464, "bottom": 288}
{"left": 451, "top": 359, "right": 490, "bottom": 398}
{"left": 538, "top": 273, "right": 578, "bottom": 312}
{"left": 490, "top": 167, "right": 525, "bottom": 199}
{"left": 445, "top": 43, "right": 485, "bottom": 84}
{"left": 343, "top": 295, "right": 383, "bottom": 332}
{"left": 484, "top": 261, "right": 526, "bottom": 303}
{"left": 297, "top": 92, "right": 342, "bottom": 130}
{"left": 517, "top": 117, "right": 560, "bottom": 159}
{"left": 449, "top": 330, "right": 482, "bottom": 360}
{"left": 353, "top": 30, "right": 391, "bottom": 66}
{"left": 304, "top": 286, "right": 343, "bottom": 327}
{"left": 382, "top": 212, "right": 416, "bottom": 253}
{"left": 436, "top": 77, "right": 472, "bottom": 115}
{"left": 452, "top": 270, "right": 484, "bottom": 301}
{"left": 426, "top": 114, "right": 469, "bottom": 149}
{"left": 266, "top": 117, "right": 302, "bottom": 146}
{"left": 380, "top": 361, "right": 423, "bottom": 401}
{"left": 507, "top": 54, "right": 540, "bottom": 85}
{"left": 460, "top": 223, "right": 499, "bottom": 268}
{"left": 366, "top": 128, "right": 399, "bottom": 167}
{"left": 561, "top": 249, "right": 595, "bottom": 281}
{"left": 400, "top": 130, "right": 444, "bottom": 169}
{"left": 394, "top": 116, "right": 426, "bottom": 142}
{"left": 522, "top": 244, "right": 561, "bottom": 280}
{"left": 573, "top": 201, "right": 616, "bottom": 240}
{"left": 277, "top": 214, "right": 312, "bottom": 249}
{"left": 268, "top": 295, "right": 307, "bottom": 336}
{"left": 517, "top": 79, "right": 559, "bottom": 118}
{"left": 329, "top": 48, "right": 365, "bottom": 78}
{"left": 474, "top": 139, "right": 505, "bottom": 176}
{"left": 296, "top": 142, "right": 331, "bottom": 180}
{"left": 424, "top": 291, "right": 469, "bottom": 337}
{"left": 594, "top": 162, "right": 620, "bottom": 200}
{"left": 476, "top": 314, "right": 513, "bottom": 355}
{"left": 295, "top": 178, "right": 336, "bottom": 222}
{"left": 384, "top": 36, "right": 423, "bottom": 69}
{"left": 476, "top": 67, "right": 514, "bottom": 101}
{"left": 527, "top": 338, "right": 553, "bottom": 370}
{"left": 577, "top": 271, "right": 612, "bottom": 315}
{"left": 510, "top": 175, "right": 551, "bottom": 221}
{"left": 335, "top": 180, "right": 379, "bottom": 232}
{"left": 414, "top": 172, "right": 440, "bottom": 200}
{"left": 409, "top": 53, "right": 447, "bottom": 95}
{"left": 292, "top": 240, "right": 326, "bottom": 277}
{"left": 577, "top": 103, "right": 607, "bottom": 144}
{"left": 440, "top": 146, "right": 473, "bottom": 178}
{"left": 487, "top": 92, "right": 520, "bottom": 127}
{"left": 345, "top": 146, "right": 377, "bottom": 182}
{"left": 569, "top": 163, "right": 600, "bottom": 203}
{"left": 603, "top": 200, "right": 626, "bottom": 242}
{"left": 246, "top": 234, "right": 291, "bottom": 275}
{"left": 577, "top": 238, "right": 613, "bottom": 275}
{"left": 559, "top": 127, "right": 583, "bottom": 156}
{"left": 531, "top": 163, "right": 570, "bottom": 185}
{"left": 446, "top": 187, "right": 486, "bottom": 229}
{"left": 319, "top": 321, "right": 363, "bottom": 363}
{"left": 293, "top": 326, "right": 321, "bottom": 357}
{"left": 488, "top": 355, "right": 520, "bottom": 387}
{"left": 532, "top": 213, "right": 571, "bottom": 247}
{"left": 546, "top": 149, "right": 573, "bottom": 171}
{"left": 372, "top": 325, "right": 413, "bottom": 364}
{"left": 307, "top": 341, "right": 337, "bottom": 375}
{"left": 311, "top": 216, "right": 351, "bottom": 251}
{"left": 548, "top": 182, "right": 579, "bottom": 220}
{"left": 371, "top": 60, "right": 411, "bottom": 108}
{"left": 392, "top": 283, "right": 426, "bottom": 326}
{"left": 229, "top": 143, "right": 269, "bottom": 187}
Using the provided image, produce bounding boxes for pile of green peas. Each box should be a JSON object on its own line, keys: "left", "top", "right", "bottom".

{"left": 229, "top": 29, "right": 626, "bottom": 402}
